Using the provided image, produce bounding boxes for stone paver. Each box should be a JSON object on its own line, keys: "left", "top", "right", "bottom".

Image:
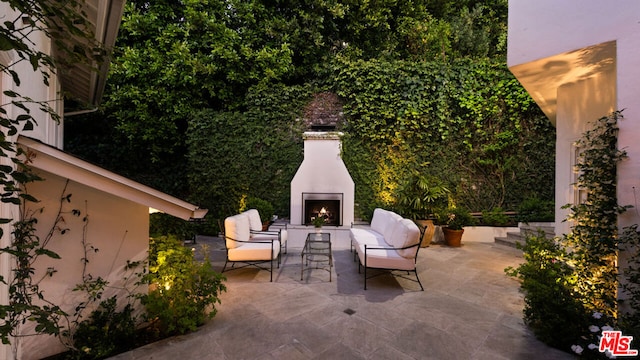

{"left": 108, "top": 238, "right": 575, "bottom": 360}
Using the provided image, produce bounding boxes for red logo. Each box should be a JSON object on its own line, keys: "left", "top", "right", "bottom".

{"left": 599, "top": 330, "right": 638, "bottom": 357}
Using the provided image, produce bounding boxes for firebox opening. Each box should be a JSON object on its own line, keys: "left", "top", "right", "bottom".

{"left": 302, "top": 192, "right": 343, "bottom": 226}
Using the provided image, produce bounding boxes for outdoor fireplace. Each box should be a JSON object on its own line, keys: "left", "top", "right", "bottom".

{"left": 303, "top": 193, "right": 343, "bottom": 226}
{"left": 290, "top": 132, "right": 354, "bottom": 227}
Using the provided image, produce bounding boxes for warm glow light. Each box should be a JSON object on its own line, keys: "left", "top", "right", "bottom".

{"left": 320, "top": 207, "right": 327, "bottom": 215}
{"left": 149, "top": 207, "right": 162, "bottom": 214}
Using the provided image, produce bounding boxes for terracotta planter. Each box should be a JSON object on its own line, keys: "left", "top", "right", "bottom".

{"left": 414, "top": 219, "right": 436, "bottom": 247}
{"left": 442, "top": 227, "right": 464, "bottom": 247}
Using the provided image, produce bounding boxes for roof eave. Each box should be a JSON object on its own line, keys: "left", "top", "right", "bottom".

{"left": 17, "top": 136, "right": 207, "bottom": 221}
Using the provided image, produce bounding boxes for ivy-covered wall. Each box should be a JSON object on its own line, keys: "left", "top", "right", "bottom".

{"left": 186, "top": 58, "right": 555, "bottom": 226}
{"left": 333, "top": 58, "right": 555, "bottom": 218}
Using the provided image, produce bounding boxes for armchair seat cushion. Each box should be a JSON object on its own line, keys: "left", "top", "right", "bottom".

{"left": 227, "top": 241, "right": 280, "bottom": 261}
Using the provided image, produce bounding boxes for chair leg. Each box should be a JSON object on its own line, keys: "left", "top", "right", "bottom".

{"left": 415, "top": 270, "right": 424, "bottom": 291}
{"left": 364, "top": 264, "right": 367, "bottom": 290}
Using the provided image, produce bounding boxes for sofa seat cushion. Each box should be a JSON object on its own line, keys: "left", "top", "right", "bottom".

{"left": 356, "top": 244, "right": 416, "bottom": 271}
{"left": 350, "top": 228, "right": 384, "bottom": 246}
{"left": 227, "top": 240, "right": 280, "bottom": 261}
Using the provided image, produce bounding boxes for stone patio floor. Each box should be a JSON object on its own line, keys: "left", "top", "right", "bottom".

{"left": 108, "top": 237, "right": 575, "bottom": 360}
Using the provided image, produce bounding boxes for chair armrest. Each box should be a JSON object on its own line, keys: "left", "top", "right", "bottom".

{"left": 225, "top": 235, "right": 278, "bottom": 245}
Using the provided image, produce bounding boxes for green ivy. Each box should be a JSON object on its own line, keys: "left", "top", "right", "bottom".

{"left": 507, "top": 111, "right": 634, "bottom": 358}
{"left": 330, "top": 58, "right": 555, "bottom": 214}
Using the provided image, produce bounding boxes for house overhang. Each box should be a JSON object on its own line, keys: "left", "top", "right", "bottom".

{"left": 56, "top": 0, "right": 126, "bottom": 108}
{"left": 508, "top": 41, "right": 616, "bottom": 126}
{"left": 18, "top": 136, "right": 207, "bottom": 221}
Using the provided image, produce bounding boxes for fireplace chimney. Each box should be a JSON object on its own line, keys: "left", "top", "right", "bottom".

{"left": 290, "top": 132, "right": 354, "bottom": 227}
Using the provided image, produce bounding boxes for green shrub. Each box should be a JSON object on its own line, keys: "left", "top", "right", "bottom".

{"left": 481, "top": 207, "right": 513, "bottom": 226}
{"left": 516, "top": 197, "right": 554, "bottom": 223}
{"left": 505, "top": 233, "right": 587, "bottom": 350}
{"left": 141, "top": 235, "right": 226, "bottom": 337}
{"left": 149, "top": 212, "right": 193, "bottom": 239}
{"left": 243, "top": 196, "right": 274, "bottom": 223}
{"left": 66, "top": 297, "right": 138, "bottom": 359}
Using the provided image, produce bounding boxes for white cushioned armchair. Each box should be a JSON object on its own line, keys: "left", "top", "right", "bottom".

{"left": 244, "top": 209, "right": 288, "bottom": 254}
{"left": 222, "top": 212, "right": 281, "bottom": 281}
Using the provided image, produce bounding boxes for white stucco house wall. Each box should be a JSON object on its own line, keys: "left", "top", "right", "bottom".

{"left": 0, "top": 1, "right": 207, "bottom": 359}
{"left": 508, "top": 0, "right": 640, "bottom": 305}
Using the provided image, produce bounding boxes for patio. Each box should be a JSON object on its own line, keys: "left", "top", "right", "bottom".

{"left": 109, "top": 237, "right": 574, "bottom": 360}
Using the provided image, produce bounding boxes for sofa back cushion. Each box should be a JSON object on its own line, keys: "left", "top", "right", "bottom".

{"left": 224, "top": 213, "right": 250, "bottom": 249}
{"left": 245, "top": 209, "right": 263, "bottom": 232}
{"left": 389, "top": 219, "right": 421, "bottom": 258}
{"left": 371, "top": 208, "right": 402, "bottom": 236}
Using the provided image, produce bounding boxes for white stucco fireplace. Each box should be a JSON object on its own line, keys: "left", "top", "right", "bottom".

{"left": 289, "top": 132, "right": 354, "bottom": 248}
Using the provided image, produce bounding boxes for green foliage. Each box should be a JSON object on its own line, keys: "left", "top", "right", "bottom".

{"left": 149, "top": 213, "right": 194, "bottom": 240}
{"left": 186, "top": 83, "right": 309, "bottom": 222}
{"left": 395, "top": 171, "right": 449, "bottom": 220}
{"left": 332, "top": 58, "right": 555, "bottom": 214}
{"left": 619, "top": 224, "right": 640, "bottom": 339}
{"left": 436, "top": 207, "right": 476, "bottom": 230}
{"left": 65, "top": 297, "right": 138, "bottom": 360}
{"left": 480, "top": 207, "right": 513, "bottom": 226}
{"left": 563, "top": 112, "right": 627, "bottom": 319}
{"left": 242, "top": 197, "right": 275, "bottom": 224}
{"left": 516, "top": 197, "right": 555, "bottom": 223}
{"left": 141, "top": 235, "right": 226, "bottom": 337}
{"left": 505, "top": 233, "right": 587, "bottom": 349}
{"left": 507, "top": 111, "right": 631, "bottom": 357}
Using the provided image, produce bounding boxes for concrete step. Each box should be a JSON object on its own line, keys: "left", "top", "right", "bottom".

{"left": 494, "top": 222, "right": 555, "bottom": 249}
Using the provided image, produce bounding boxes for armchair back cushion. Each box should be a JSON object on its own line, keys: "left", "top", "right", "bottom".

{"left": 245, "top": 209, "right": 263, "bottom": 232}
{"left": 224, "top": 213, "right": 250, "bottom": 249}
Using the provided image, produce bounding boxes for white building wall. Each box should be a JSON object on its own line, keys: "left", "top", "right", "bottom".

{"left": 509, "top": 0, "right": 640, "bottom": 236}
{"left": 616, "top": 35, "right": 640, "bottom": 229}
{"left": 18, "top": 170, "right": 149, "bottom": 360}
{"left": 555, "top": 75, "right": 616, "bottom": 236}
{"left": 508, "top": 1, "right": 640, "bottom": 68}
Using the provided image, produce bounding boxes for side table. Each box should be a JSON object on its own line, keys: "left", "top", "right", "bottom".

{"left": 301, "top": 232, "right": 332, "bottom": 282}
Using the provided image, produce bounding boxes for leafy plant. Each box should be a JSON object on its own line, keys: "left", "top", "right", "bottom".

{"left": 312, "top": 216, "right": 326, "bottom": 228}
{"left": 65, "top": 297, "right": 138, "bottom": 359}
{"left": 619, "top": 224, "right": 640, "bottom": 340}
{"left": 481, "top": 207, "right": 513, "bottom": 226}
{"left": 516, "top": 196, "right": 554, "bottom": 223}
{"left": 396, "top": 171, "right": 450, "bottom": 220}
{"left": 506, "top": 111, "right": 631, "bottom": 357}
{"left": 436, "top": 207, "right": 475, "bottom": 230}
{"left": 505, "top": 232, "right": 587, "bottom": 349}
{"left": 141, "top": 235, "right": 226, "bottom": 337}
{"left": 243, "top": 196, "right": 275, "bottom": 224}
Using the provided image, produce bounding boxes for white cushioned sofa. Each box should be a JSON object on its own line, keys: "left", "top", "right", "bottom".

{"left": 350, "top": 208, "right": 424, "bottom": 290}
{"left": 222, "top": 210, "right": 281, "bottom": 281}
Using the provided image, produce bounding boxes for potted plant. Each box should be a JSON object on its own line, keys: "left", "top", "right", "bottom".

{"left": 312, "top": 215, "right": 325, "bottom": 229}
{"left": 396, "top": 173, "right": 450, "bottom": 247}
{"left": 437, "top": 207, "right": 475, "bottom": 247}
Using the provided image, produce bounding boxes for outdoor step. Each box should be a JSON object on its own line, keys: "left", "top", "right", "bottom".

{"left": 495, "top": 222, "right": 555, "bottom": 249}
{"left": 494, "top": 236, "right": 520, "bottom": 249}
